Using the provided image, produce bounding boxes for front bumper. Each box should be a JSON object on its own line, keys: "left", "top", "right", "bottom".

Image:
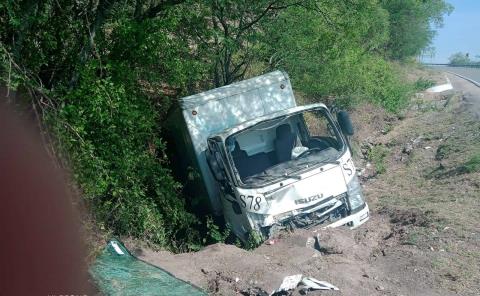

{"left": 255, "top": 199, "right": 369, "bottom": 240}
{"left": 326, "top": 203, "right": 370, "bottom": 229}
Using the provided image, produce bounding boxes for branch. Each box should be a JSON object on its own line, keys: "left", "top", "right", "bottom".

{"left": 230, "top": 59, "right": 247, "bottom": 78}
{"left": 238, "top": 0, "right": 304, "bottom": 34}
{"left": 70, "top": 0, "right": 116, "bottom": 87}
{"left": 238, "top": 1, "right": 279, "bottom": 34}
{"left": 312, "top": 2, "right": 337, "bottom": 28}
{"left": 134, "top": 0, "right": 143, "bottom": 19}
{"left": 297, "top": 1, "right": 338, "bottom": 29}
{"left": 0, "top": 45, "right": 53, "bottom": 105}
{"left": 139, "top": 0, "right": 184, "bottom": 20}
{"left": 230, "top": 57, "right": 250, "bottom": 82}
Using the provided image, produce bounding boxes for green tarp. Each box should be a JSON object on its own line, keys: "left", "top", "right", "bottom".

{"left": 90, "top": 240, "right": 207, "bottom": 296}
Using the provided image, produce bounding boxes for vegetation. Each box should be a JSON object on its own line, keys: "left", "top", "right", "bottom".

{"left": 381, "top": 0, "right": 453, "bottom": 60}
{"left": 368, "top": 145, "right": 389, "bottom": 174}
{"left": 462, "top": 153, "right": 480, "bottom": 174}
{"left": 414, "top": 77, "right": 436, "bottom": 91}
{"left": 204, "top": 217, "right": 231, "bottom": 244}
{"left": 0, "top": 0, "right": 452, "bottom": 250}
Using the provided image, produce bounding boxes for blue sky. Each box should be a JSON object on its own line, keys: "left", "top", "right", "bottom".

{"left": 423, "top": 0, "right": 480, "bottom": 63}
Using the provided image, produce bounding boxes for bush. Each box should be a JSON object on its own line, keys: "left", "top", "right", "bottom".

{"left": 301, "top": 54, "right": 412, "bottom": 113}
{"left": 368, "top": 145, "right": 390, "bottom": 174}
{"left": 414, "top": 78, "right": 435, "bottom": 91}
{"left": 203, "top": 216, "right": 231, "bottom": 244}
{"left": 259, "top": 4, "right": 412, "bottom": 113}
{"left": 463, "top": 153, "right": 480, "bottom": 173}
{"left": 48, "top": 66, "right": 199, "bottom": 251}
{"left": 355, "top": 57, "right": 412, "bottom": 112}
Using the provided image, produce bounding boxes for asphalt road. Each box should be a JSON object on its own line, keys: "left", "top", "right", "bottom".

{"left": 431, "top": 66, "right": 480, "bottom": 85}
{"left": 426, "top": 65, "right": 480, "bottom": 117}
{"left": 444, "top": 72, "right": 480, "bottom": 118}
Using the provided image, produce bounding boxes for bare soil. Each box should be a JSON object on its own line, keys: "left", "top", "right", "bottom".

{"left": 125, "top": 70, "right": 480, "bottom": 296}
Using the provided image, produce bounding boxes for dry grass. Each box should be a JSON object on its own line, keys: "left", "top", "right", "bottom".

{"left": 355, "top": 88, "right": 480, "bottom": 294}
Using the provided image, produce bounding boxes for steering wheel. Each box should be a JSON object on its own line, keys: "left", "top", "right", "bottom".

{"left": 296, "top": 147, "right": 323, "bottom": 159}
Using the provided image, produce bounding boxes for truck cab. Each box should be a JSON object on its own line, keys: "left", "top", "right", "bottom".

{"left": 167, "top": 71, "right": 369, "bottom": 242}
{"left": 206, "top": 104, "right": 369, "bottom": 241}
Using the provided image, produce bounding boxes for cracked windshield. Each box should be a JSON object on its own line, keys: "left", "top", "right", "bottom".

{"left": 227, "top": 108, "right": 343, "bottom": 185}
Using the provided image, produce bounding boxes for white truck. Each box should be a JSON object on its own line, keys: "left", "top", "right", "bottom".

{"left": 167, "top": 71, "right": 369, "bottom": 242}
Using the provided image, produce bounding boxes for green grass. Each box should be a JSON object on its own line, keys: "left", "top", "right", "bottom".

{"left": 463, "top": 153, "right": 480, "bottom": 173}
{"left": 414, "top": 77, "right": 436, "bottom": 91}
{"left": 368, "top": 145, "right": 390, "bottom": 174}
{"left": 404, "top": 232, "right": 419, "bottom": 246}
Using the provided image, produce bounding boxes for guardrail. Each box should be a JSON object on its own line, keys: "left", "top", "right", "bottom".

{"left": 445, "top": 71, "right": 480, "bottom": 87}
{"left": 423, "top": 63, "right": 480, "bottom": 68}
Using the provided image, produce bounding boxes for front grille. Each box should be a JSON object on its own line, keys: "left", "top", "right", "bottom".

{"left": 280, "top": 200, "right": 347, "bottom": 229}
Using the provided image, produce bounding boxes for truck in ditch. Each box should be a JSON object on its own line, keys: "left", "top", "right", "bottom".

{"left": 167, "top": 71, "right": 369, "bottom": 242}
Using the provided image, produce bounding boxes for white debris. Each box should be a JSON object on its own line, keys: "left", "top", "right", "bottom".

{"left": 110, "top": 241, "right": 125, "bottom": 255}
{"left": 426, "top": 84, "right": 453, "bottom": 93}
{"left": 306, "top": 237, "right": 315, "bottom": 248}
{"left": 426, "top": 76, "right": 453, "bottom": 93}
{"left": 273, "top": 274, "right": 303, "bottom": 294}
{"left": 376, "top": 285, "right": 385, "bottom": 291}
{"left": 265, "top": 239, "right": 277, "bottom": 245}
{"left": 272, "top": 275, "right": 339, "bottom": 295}
{"left": 301, "top": 277, "right": 339, "bottom": 291}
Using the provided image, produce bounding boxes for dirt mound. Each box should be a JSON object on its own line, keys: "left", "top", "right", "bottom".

{"left": 126, "top": 207, "right": 459, "bottom": 296}
{"left": 380, "top": 207, "right": 434, "bottom": 227}
{"left": 127, "top": 219, "right": 416, "bottom": 296}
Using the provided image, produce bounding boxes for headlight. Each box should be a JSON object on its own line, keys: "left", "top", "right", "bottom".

{"left": 346, "top": 176, "right": 365, "bottom": 212}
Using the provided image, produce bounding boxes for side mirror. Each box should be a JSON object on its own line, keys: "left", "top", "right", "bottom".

{"left": 206, "top": 150, "right": 226, "bottom": 181}
{"left": 337, "top": 111, "right": 354, "bottom": 136}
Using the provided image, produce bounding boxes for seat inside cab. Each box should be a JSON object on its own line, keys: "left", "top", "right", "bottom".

{"left": 228, "top": 110, "right": 341, "bottom": 181}
{"left": 229, "top": 119, "right": 301, "bottom": 180}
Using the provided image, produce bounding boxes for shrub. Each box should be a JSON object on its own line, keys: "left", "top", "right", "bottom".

{"left": 368, "top": 145, "right": 390, "bottom": 174}
{"left": 203, "top": 216, "right": 231, "bottom": 244}
{"left": 463, "top": 153, "right": 480, "bottom": 173}
{"left": 414, "top": 78, "right": 435, "bottom": 91}
{"left": 48, "top": 66, "right": 199, "bottom": 251}
{"left": 245, "top": 230, "right": 264, "bottom": 250}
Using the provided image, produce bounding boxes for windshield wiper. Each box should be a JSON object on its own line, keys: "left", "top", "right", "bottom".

{"left": 296, "top": 147, "right": 324, "bottom": 159}
{"left": 293, "top": 158, "right": 340, "bottom": 173}
{"left": 262, "top": 171, "right": 302, "bottom": 180}
{"left": 245, "top": 170, "right": 301, "bottom": 183}
{"left": 303, "top": 159, "right": 340, "bottom": 166}
{"left": 263, "top": 159, "right": 339, "bottom": 180}
{"left": 244, "top": 159, "right": 339, "bottom": 183}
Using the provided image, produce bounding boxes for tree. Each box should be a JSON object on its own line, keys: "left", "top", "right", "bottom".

{"left": 258, "top": 1, "right": 411, "bottom": 111}
{"left": 193, "top": 0, "right": 308, "bottom": 87}
{"left": 0, "top": 0, "right": 204, "bottom": 250}
{"left": 381, "top": 0, "right": 453, "bottom": 60}
{"left": 449, "top": 52, "right": 472, "bottom": 65}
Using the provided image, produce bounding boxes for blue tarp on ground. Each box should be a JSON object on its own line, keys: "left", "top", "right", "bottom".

{"left": 90, "top": 240, "right": 207, "bottom": 296}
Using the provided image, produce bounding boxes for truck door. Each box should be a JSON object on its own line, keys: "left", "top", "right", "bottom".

{"left": 206, "top": 139, "right": 229, "bottom": 184}
{"left": 206, "top": 138, "right": 240, "bottom": 198}
{"left": 206, "top": 139, "right": 247, "bottom": 233}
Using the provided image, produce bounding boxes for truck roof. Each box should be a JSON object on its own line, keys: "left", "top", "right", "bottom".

{"left": 211, "top": 103, "right": 328, "bottom": 140}
{"left": 178, "top": 71, "right": 289, "bottom": 109}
